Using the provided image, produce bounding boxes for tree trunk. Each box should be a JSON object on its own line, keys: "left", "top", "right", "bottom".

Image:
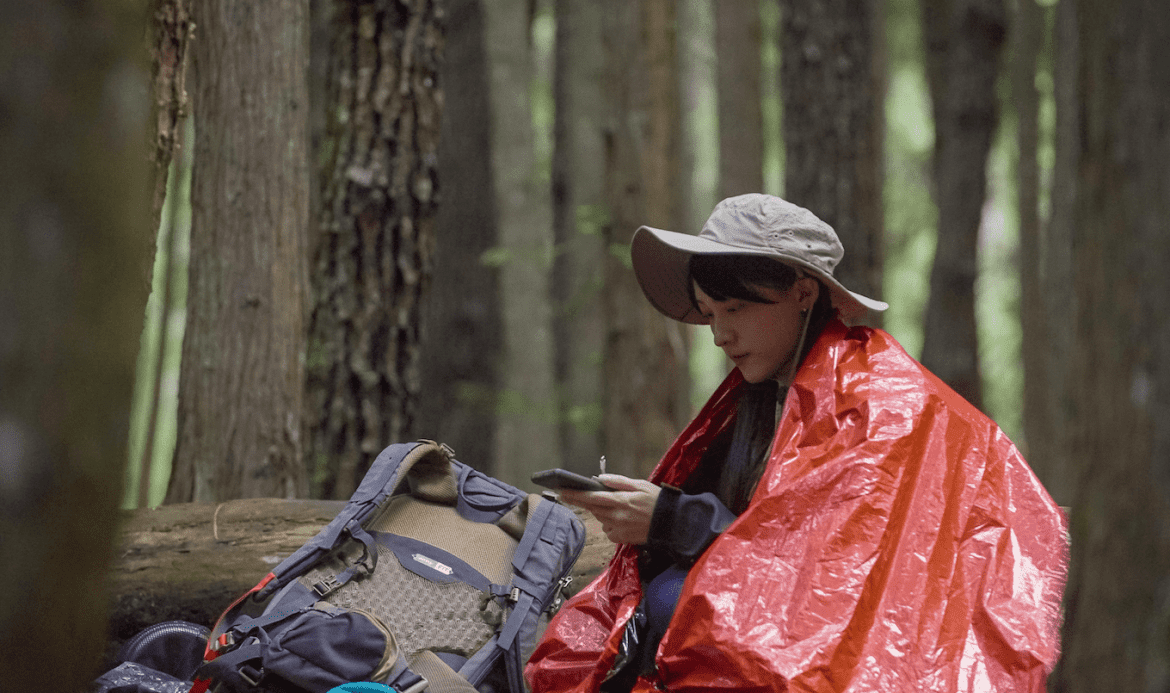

{"left": 481, "top": 0, "right": 560, "bottom": 486}
{"left": 780, "top": 0, "right": 886, "bottom": 314}
{"left": 1053, "top": 1, "right": 1170, "bottom": 689}
{"left": 0, "top": 2, "right": 153, "bottom": 688}
{"left": 1012, "top": 0, "right": 1046, "bottom": 465}
{"left": 601, "top": 0, "right": 690, "bottom": 478}
{"left": 306, "top": 0, "right": 446, "bottom": 499}
{"left": 551, "top": 0, "right": 607, "bottom": 474}
{"left": 149, "top": 0, "right": 195, "bottom": 237}
{"left": 1036, "top": 0, "right": 1077, "bottom": 507}
{"left": 918, "top": 0, "right": 1006, "bottom": 409}
{"left": 168, "top": 0, "right": 311, "bottom": 503}
{"left": 717, "top": 0, "right": 764, "bottom": 198}
{"left": 418, "top": 0, "right": 501, "bottom": 473}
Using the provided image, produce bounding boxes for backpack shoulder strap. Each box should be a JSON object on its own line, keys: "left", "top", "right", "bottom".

{"left": 488, "top": 494, "right": 586, "bottom": 693}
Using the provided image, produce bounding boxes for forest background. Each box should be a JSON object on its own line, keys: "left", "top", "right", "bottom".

{"left": 2, "top": 0, "right": 1168, "bottom": 691}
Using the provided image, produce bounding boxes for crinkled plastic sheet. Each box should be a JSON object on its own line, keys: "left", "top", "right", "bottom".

{"left": 90, "top": 662, "right": 191, "bottom": 693}
{"left": 527, "top": 321, "right": 1068, "bottom": 693}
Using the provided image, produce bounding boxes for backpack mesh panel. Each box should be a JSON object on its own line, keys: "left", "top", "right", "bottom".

{"left": 297, "top": 494, "right": 519, "bottom": 661}
{"left": 306, "top": 545, "right": 503, "bottom": 659}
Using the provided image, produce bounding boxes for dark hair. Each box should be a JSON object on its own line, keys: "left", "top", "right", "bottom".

{"left": 688, "top": 254, "right": 800, "bottom": 305}
{"left": 687, "top": 253, "right": 835, "bottom": 514}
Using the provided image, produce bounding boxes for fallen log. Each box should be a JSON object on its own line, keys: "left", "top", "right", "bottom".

{"left": 104, "top": 497, "right": 615, "bottom": 669}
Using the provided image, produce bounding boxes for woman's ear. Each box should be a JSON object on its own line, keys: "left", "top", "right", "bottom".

{"left": 796, "top": 276, "right": 820, "bottom": 310}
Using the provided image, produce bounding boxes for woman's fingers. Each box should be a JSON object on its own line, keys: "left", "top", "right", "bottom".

{"left": 554, "top": 476, "right": 661, "bottom": 545}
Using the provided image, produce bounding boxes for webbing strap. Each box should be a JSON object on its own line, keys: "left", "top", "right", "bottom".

{"left": 221, "top": 582, "right": 318, "bottom": 645}
{"left": 496, "top": 496, "right": 557, "bottom": 653}
{"left": 194, "top": 640, "right": 264, "bottom": 688}
{"left": 496, "top": 591, "right": 536, "bottom": 652}
{"left": 511, "top": 496, "right": 555, "bottom": 574}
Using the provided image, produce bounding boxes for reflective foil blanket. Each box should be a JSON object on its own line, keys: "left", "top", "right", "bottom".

{"left": 526, "top": 320, "right": 1068, "bottom": 693}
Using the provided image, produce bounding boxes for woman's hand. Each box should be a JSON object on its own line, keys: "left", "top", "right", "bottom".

{"left": 557, "top": 475, "right": 661, "bottom": 546}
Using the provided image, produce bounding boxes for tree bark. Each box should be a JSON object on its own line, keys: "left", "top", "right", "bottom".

{"left": 149, "top": 0, "right": 195, "bottom": 236}
{"left": 918, "top": 0, "right": 1006, "bottom": 409}
{"left": 1053, "top": 0, "right": 1170, "bottom": 689}
{"left": 0, "top": 2, "right": 153, "bottom": 688}
{"left": 717, "top": 0, "right": 764, "bottom": 198}
{"left": 168, "top": 0, "right": 311, "bottom": 503}
{"left": 306, "top": 0, "right": 446, "bottom": 499}
{"left": 601, "top": 0, "right": 690, "bottom": 478}
{"left": 551, "top": 0, "right": 607, "bottom": 473}
{"left": 418, "top": 0, "right": 501, "bottom": 473}
{"left": 780, "top": 0, "right": 886, "bottom": 314}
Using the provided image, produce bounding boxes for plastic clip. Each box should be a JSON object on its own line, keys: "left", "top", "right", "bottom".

{"left": 313, "top": 575, "right": 342, "bottom": 597}
{"left": 238, "top": 664, "right": 263, "bottom": 687}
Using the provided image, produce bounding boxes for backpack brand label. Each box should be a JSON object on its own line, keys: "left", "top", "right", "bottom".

{"left": 413, "top": 553, "right": 453, "bottom": 575}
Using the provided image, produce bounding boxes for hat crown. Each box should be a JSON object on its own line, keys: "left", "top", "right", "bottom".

{"left": 700, "top": 194, "right": 843, "bottom": 276}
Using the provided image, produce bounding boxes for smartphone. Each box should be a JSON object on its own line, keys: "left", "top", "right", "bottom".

{"left": 531, "top": 468, "right": 609, "bottom": 492}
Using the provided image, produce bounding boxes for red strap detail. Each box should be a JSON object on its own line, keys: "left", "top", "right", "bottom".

{"left": 200, "top": 572, "right": 277, "bottom": 662}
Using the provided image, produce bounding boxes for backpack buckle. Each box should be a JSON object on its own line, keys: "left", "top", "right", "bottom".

{"left": 209, "top": 632, "right": 234, "bottom": 653}
{"left": 238, "top": 664, "right": 263, "bottom": 687}
{"left": 312, "top": 575, "right": 341, "bottom": 597}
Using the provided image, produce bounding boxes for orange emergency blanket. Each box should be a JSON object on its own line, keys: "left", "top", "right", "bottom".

{"left": 527, "top": 320, "right": 1068, "bottom": 692}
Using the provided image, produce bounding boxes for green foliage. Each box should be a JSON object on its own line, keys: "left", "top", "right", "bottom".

{"left": 480, "top": 246, "right": 513, "bottom": 268}
{"left": 124, "top": 118, "right": 193, "bottom": 509}
{"left": 530, "top": 4, "right": 555, "bottom": 186}
{"left": 883, "top": 1, "right": 935, "bottom": 359}
{"left": 608, "top": 242, "right": 633, "bottom": 269}
{"left": 575, "top": 203, "right": 610, "bottom": 236}
{"left": 760, "top": 0, "right": 784, "bottom": 196}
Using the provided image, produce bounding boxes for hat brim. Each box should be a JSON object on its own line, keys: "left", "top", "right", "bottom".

{"left": 631, "top": 225, "right": 889, "bottom": 324}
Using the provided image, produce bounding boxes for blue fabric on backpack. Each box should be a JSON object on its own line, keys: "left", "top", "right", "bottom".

{"left": 194, "top": 440, "right": 586, "bottom": 693}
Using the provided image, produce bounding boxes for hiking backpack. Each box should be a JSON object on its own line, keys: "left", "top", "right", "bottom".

{"left": 191, "top": 440, "right": 586, "bottom": 693}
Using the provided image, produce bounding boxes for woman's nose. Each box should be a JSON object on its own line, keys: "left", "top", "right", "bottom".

{"left": 711, "top": 319, "right": 732, "bottom": 347}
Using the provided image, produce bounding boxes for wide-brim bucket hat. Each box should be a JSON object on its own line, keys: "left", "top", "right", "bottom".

{"left": 631, "top": 193, "right": 888, "bottom": 324}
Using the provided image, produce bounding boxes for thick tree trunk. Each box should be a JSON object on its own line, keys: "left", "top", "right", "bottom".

{"left": 780, "top": 0, "right": 885, "bottom": 314}
{"left": 482, "top": 0, "right": 560, "bottom": 486}
{"left": 1053, "top": 1, "right": 1170, "bottom": 689}
{"left": 601, "top": 0, "right": 690, "bottom": 478}
{"left": 918, "top": 0, "right": 1006, "bottom": 409}
{"left": 306, "top": 0, "right": 445, "bottom": 499}
{"left": 551, "top": 0, "right": 607, "bottom": 474}
{"left": 418, "top": 0, "right": 501, "bottom": 473}
{"left": 0, "top": 2, "right": 153, "bottom": 688}
{"left": 716, "top": 0, "right": 764, "bottom": 199}
{"left": 168, "top": 0, "right": 311, "bottom": 503}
